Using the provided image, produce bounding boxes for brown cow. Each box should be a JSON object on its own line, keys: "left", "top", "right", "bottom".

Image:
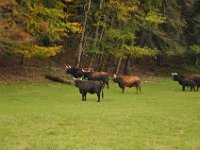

{"left": 113, "top": 74, "right": 141, "bottom": 94}
{"left": 83, "top": 71, "right": 109, "bottom": 88}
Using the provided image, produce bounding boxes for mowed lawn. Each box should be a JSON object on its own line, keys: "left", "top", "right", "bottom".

{"left": 0, "top": 79, "right": 200, "bottom": 150}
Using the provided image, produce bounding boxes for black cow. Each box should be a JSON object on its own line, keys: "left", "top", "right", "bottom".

{"left": 75, "top": 80, "right": 104, "bottom": 102}
{"left": 185, "top": 74, "right": 200, "bottom": 91}
{"left": 83, "top": 71, "right": 109, "bottom": 88}
{"left": 65, "top": 65, "right": 84, "bottom": 78}
{"left": 172, "top": 73, "right": 197, "bottom": 91}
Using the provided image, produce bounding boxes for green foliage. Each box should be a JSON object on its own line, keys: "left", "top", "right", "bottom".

{"left": 85, "top": 47, "right": 102, "bottom": 55}
{"left": 145, "top": 11, "right": 166, "bottom": 24}
{"left": 189, "top": 45, "right": 200, "bottom": 54}
{"left": 14, "top": 45, "right": 61, "bottom": 58}
{"left": 124, "top": 45, "right": 159, "bottom": 58}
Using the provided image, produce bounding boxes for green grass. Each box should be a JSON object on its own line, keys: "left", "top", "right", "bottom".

{"left": 0, "top": 79, "right": 200, "bottom": 150}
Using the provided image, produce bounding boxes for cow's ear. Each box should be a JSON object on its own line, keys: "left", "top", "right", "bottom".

{"left": 113, "top": 74, "right": 117, "bottom": 79}
{"left": 65, "top": 64, "right": 68, "bottom": 69}
{"left": 68, "top": 65, "right": 71, "bottom": 68}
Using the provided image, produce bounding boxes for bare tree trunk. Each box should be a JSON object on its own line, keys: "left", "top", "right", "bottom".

{"left": 96, "top": 54, "right": 103, "bottom": 70}
{"left": 123, "top": 55, "right": 131, "bottom": 75}
{"left": 105, "top": 54, "right": 112, "bottom": 72}
{"left": 89, "top": 0, "right": 104, "bottom": 68}
{"left": 98, "top": 54, "right": 106, "bottom": 71}
{"left": 20, "top": 55, "right": 25, "bottom": 65}
{"left": 76, "top": 0, "right": 91, "bottom": 67}
{"left": 195, "top": 57, "right": 199, "bottom": 66}
{"left": 115, "top": 57, "right": 122, "bottom": 74}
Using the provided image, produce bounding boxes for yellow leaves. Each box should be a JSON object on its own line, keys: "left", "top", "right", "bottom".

{"left": 110, "top": 1, "right": 139, "bottom": 22}
{"left": 67, "top": 22, "right": 82, "bottom": 33}
{"left": 14, "top": 45, "right": 61, "bottom": 58}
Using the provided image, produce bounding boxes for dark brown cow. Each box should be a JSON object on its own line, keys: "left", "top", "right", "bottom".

{"left": 172, "top": 73, "right": 200, "bottom": 91}
{"left": 65, "top": 65, "right": 94, "bottom": 78}
{"left": 113, "top": 74, "right": 141, "bottom": 94}
{"left": 75, "top": 80, "right": 104, "bottom": 102}
{"left": 83, "top": 71, "right": 109, "bottom": 88}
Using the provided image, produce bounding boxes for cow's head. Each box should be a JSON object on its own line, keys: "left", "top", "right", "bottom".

{"left": 112, "top": 74, "right": 118, "bottom": 83}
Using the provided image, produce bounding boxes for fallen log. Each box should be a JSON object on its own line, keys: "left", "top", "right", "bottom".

{"left": 45, "top": 75, "right": 75, "bottom": 85}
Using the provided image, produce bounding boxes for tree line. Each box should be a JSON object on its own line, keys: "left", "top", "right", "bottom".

{"left": 0, "top": 0, "right": 200, "bottom": 73}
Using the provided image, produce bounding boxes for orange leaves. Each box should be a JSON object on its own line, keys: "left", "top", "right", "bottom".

{"left": 10, "top": 31, "right": 33, "bottom": 41}
{"left": 0, "top": 0, "right": 17, "bottom": 8}
{"left": 38, "top": 22, "right": 49, "bottom": 31}
{"left": 1, "top": 19, "right": 13, "bottom": 29}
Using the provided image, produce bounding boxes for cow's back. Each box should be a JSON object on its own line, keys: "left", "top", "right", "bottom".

{"left": 118, "top": 76, "right": 141, "bottom": 87}
{"left": 75, "top": 80, "right": 101, "bottom": 91}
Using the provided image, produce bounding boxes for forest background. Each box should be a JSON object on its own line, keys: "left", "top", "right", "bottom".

{"left": 1, "top": 0, "right": 200, "bottom": 81}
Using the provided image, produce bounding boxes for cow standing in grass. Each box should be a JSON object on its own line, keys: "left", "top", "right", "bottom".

{"left": 172, "top": 73, "right": 198, "bottom": 91}
{"left": 113, "top": 74, "right": 141, "bottom": 94}
{"left": 75, "top": 80, "right": 104, "bottom": 102}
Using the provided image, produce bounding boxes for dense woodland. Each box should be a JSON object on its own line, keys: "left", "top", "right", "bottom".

{"left": 0, "top": 0, "right": 200, "bottom": 75}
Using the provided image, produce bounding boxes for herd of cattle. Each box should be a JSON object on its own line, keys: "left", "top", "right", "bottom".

{"left": 65, "top": 65, "right": 200, "bottom": 102}
{"left": 65, "top": 65, "right": 142, "bottom": 102}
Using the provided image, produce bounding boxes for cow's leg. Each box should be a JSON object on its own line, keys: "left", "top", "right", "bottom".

{"left": 121, "top": 87, "right": 125, "bottom": 93}
{"left": 190, "top": 86, "right": 192, "bottom": 91}
{"left": 106, "top": 81, "right": 109, "bottom": 89}
{"left": 193, "top": 86, "right": 196, "bottom": 91}
{"left": 182, "top": 85, "right": 185, "bottom": 91}
{"left": 82, "top": 93, "right": 84, "bottom": 101}
{"left": 136, "top": 86, "right": 139, "bottom": 94}
{"left": 82, "top": 92, "right": 87, "bottom": 101}
{"left": 84, "top": 92, "right": 87, "bottom": 101}
{"left": 97, "top": 92, "right": 100, "bottom": 102}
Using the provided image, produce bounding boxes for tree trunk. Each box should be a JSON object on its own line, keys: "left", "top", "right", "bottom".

{"left": 195, "top": 57, "right": 199, "bottom": 66}
{"left": 88, "top": 0, "right": 104, "bottom": 68}
{"left": 20, "top": 55, "right": 25, "bottom": 65}
{"left": 105, "top": 54, "right": 112, "bottom": 72}
{"left": 98, "top": 54, "right": 106, "bottom": 71}
{"left": 76, "top": 0, "right": 91, "bottom": 67}
{"left": 115, "top": 57, "right": 122, "bottom": 74}
{"left": 45, "top": 75, "right": 75, "bottom": 85}
{"left": 123, "top": 55, "right": 131, "bottom": 75}
{"left": 156, "top": 54, "right": 161, "bottom": 66}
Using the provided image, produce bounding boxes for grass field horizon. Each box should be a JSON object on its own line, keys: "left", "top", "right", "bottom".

{"left": 0, "top": 78, "right": 200, "bottom": 149}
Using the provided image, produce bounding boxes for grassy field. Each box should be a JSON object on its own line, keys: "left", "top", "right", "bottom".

{"left": 0, "top": 79, "right": 200, "bottom": 150}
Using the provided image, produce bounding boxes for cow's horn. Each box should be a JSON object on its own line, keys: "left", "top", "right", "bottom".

{"left": 68, "top": 65, "right": 71, "bottom": 68}
{"left": 172, "top": 72, "right": 178, "bottom": 75}
{"left": 80, "top": 76, "right": 83, "bottom": 80}
{"left": 171, "top": 72, "right": 178, "bottom": 76}
{"left": 65, "top": 64, "right": 68, "bottom": 69}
